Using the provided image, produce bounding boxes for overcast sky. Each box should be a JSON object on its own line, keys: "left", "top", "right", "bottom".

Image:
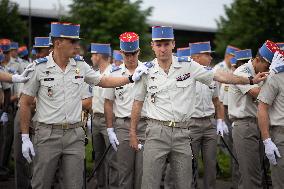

{"left": 11, "top": 0, "right": 234, "bottom": 29}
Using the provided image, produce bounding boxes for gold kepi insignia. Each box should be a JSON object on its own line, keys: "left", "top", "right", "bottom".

{"left": 75, "top": 68, "right": 80, "bottom": 74}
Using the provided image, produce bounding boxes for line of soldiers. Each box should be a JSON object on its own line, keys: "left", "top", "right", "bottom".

{"left": 0, "top": 21, "right": 284, "bottom": 189}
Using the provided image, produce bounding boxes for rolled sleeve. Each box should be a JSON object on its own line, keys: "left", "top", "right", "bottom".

{"left": 258, "top": 76, "right": 279, "bottom": 105}
{"left": 102, "top": 88, "right": 115, "bottom": 101}
{"left": 81, "top": 83, "right": 93, "bottom": 99}
{"left": 191, "top": 60, "right": 214, "bottom": 86}
{"left": 236, "top": 73, "right": 258, "bottom": 95}
{"left": 22, "top": 69, "right": 39, "bottom": 97}
{"left": 83, "top": 62, "right": 102, "bottom": 86}
{"left": 133, "top": 75, "right": 147, "bottom": 102}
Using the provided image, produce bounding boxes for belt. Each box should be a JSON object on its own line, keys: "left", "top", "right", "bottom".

{"left": 93, "top": 113, "right": 104, "bottom": 118}
{"left": 191, "top": 115, "right": 213, "bottom": 120}
{"left": 231, "top": 117, "right": 256, "bottom": 122}
{"left": 37, "top": 122, "right": 83, "bottom": 130}
{"left": 271, "top": 126, "right": 284, "bottom": 134}
{"left": 148, "top": 119, "right": 189, "bottom": 128}
{"left": 117, "top": 117, "right": 147, "bottom": 121}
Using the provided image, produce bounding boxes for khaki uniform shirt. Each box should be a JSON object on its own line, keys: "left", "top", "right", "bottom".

{"left": 134, "top": 56, "right": 214, "bottom": 122}
{"left": 22, "top": 53, "right": 102, "bottom": 124}
{"left": 228, "top": 60, "right": 259, "bottom": 118}
{"left": 258, "top": 72, "right": 284, "bottom": 126}
{"left": 92, "top": 65, "right": 111, "bottom": 114}
{"left": 103, "top": 62, "right": 147, "bottom": 118}
{"left": 192, "top": 81, "right": 218, "bottom": 118}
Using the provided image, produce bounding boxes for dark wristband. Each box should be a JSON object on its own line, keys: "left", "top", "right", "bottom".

{"left": 128, "top": 75, "right": 134, "bottom": 83}
{"left": 248, "top": 76, "right": 254, "bottom": 85}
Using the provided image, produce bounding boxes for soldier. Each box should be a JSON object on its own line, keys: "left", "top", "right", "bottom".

{"left": 112, "top": 50, "right": 123, "bottom": 66}
{"left": 104, "top": 32, "right": 147, "bottom": 189}
{"left": 129, "top": 26, "right": 267, "bottom": 189}
{"left": 214, "top": 45, "right": 240, "bottom": 189}
{"left": 19, "top": 22, "right": 147, "bottom": 189}
{"left": 228, "top": 41, "right": 274, "bottom": 189}
{"left": 257, "top": 46, "right": 284, "bottom": 189}
{"left": 89, "top": 43, "right": 112, "bottom": 189}
{"left": 189, "top": 41, "right": 228, "bottom": 189}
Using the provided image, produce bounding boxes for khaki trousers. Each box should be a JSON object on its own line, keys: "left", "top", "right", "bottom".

{"left": 31, "top": 122, "right": 85, "bottom": 189}
{"left": 142, "top": 119, "right": 192, "bottom": 189}
{"left": 108, "top": 118, "right": 147, "bottom": 189}
{"left": 92, "top": 113, "right": 110, "bottom": 189}
{"left": 232, "top": 118, "right": 263, "bottom": 189}
{"left": 189, "top": 117, "right": 217, "bottom": 189}
{"left": 270, "top": 126, "right": 284, "bottom": 189}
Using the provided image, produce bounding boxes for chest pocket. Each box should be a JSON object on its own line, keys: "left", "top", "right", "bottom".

{"left": 115, "top": 86, "right": 126, "bottom": 100}
{"left": 40, "top": 78, "right": 60, "bottom": 100}
{"left": 176, "top": 79, "right": 193, "bottom": 88}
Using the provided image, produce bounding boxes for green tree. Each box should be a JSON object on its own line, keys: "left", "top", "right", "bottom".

{"left": 0, "top": 0, "right": 27, "bottom": 44}
{"left": 64, "top": 0, "right": 153, "bottom": 60}
{"left": 215, "top": 0, "right": 284, "bottom": 56}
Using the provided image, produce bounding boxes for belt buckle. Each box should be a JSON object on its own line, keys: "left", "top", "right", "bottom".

{"left": 61, "top": 123, "right": 69, "bottom": 130}
{"left": 168, "top": 121, "right": 176, "bottom": 127}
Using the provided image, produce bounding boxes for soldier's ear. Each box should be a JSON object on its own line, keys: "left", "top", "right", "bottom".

{"left": 172, "top": 40, "right": 175, "bottom": 49}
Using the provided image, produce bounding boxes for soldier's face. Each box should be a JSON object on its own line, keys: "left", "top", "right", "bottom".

{"left": 121, "top": 50, "right": 139, "bottom": 65}
{"left": 91, "top": 54, "right": 99, "bottom": 66}
{"left": 192, "top": 53, "right": 212, "bottom": 66}
{"left": 59, "top": 38, "right": 79, "bottom": 58}
{"left": 151, "top": 40, "right": 175, "bottom": 61}
{"left": 10, "top": 49, "right": 18, "bottom": 58}
{"left": 36, "top": 48, "right": 50, "bottom": 59}
{"left": 256, "top": 57, "right": 270, "bottom": 73}
{"left": 3, "top": 51, "right": 10, "bottom": 63}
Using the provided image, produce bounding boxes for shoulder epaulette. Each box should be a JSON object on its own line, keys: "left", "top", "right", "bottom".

{"left": 74, "top": 55, "right": 84, "bottom": 62}
{"left": 204, "top": 66, "right": 213, "bottom": 70}
{"left": 273, "top": 65, "right": 284, "bottom": 74}
{"left": 110, "top": 65, "right": 121, "bottom": 73}
{"left": 241, "top": 66, "right": 252, "bottom": 75}
{"left": 144, "top": 61, "right": 154, "bottom": 68}
{"left": 177, "top": 56, "right": 191, "bottom": 62}
{"left": 34, "top": 57, "right": 48, "bottom": 65}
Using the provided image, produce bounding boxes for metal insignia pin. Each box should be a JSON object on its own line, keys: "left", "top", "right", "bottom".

{"left": 75, "top": 68, "right": 80, "bottom": 74}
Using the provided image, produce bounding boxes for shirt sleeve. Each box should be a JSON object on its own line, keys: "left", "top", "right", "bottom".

{"left": 190, "top": 60, "right": 214, "bottom": 86}
{"left": 133, "top": 74, "right": 147, "bottom": 102}
{"left": 81, "top": 83, "right": 93, "bottom": 99}
{"left": 257, "top": 75, "right": 279, "bottom": 105}
{"left": 21, "top": 68, "right": 39, "bottom": 97}
{"left": 102, "top": 87, "right": 115, "bottom": 101}
{"left": 234, "top": 68, "right": 259, "bottom": 95}
{"left": 83, "top": 62, "right": 102, "bottom": 86}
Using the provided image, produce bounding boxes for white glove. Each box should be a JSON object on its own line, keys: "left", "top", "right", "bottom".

{"left": 107, "top": 128, "right": 119, "bottom": 151}
{"left": 21, "top": 134, "right": 35, "bottom": 163}
{"left": 138, "top": 143, "right": 143, "bottom": 150}
{"left": 12, "top": 63, "right": 35, "bottom": 83}
{"left": 216, "top": 119, "right": 224, "bottom": 136}
{"left": 222, "top": 121, "right": 229, "bottom": 135}
{"left": 263, "top": 138, "right": 281, "bottom": 165}
{"left": 0, "top": 112, "right": 8, "bottom": 124}
{"left": 270, "top": 51, "right": 284, "bottom": 73}
{"left": 132, "top": 63, "right": 150, "bottom": 82}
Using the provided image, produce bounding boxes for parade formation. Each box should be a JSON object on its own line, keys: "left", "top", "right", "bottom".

{"left": 0, "top": 21, "right": 284, "bottom": 189}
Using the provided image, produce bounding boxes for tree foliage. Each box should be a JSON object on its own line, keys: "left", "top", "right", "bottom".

{"left": 215, "top": 0, "right": 284, "bottom": 55}
{"left": 0, "top": 0, "right": 28, "bottom": 44}
{"left": 64, "top": 0, "right": 153, "bottom": 60}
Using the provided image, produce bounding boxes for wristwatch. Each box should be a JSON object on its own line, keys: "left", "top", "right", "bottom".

{"left": 248, "top": 76, "right": 254, "bottom": 85}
